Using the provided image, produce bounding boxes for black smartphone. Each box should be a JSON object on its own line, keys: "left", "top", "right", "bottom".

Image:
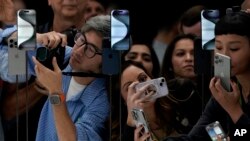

{"left": 111, "top": 9, "right": 130, "bottom": 50}
{"left": 201, "top": 9, "right": 220, "bottom": 50}
{"left": 17, "top": 9, "right": 36, "bottom": 50}
{"left": 102, "top": 38, "right": 120, "bottom": 75}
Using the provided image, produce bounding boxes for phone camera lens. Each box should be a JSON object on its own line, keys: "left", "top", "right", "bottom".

{"left": 160, "top": 83, "right": 163, "bottom": 86}
{"left": 161, "top": 79, "right": 164, "bottom": 82}
{"left": 10, "top": 44, "right": 13, "bottom": 48}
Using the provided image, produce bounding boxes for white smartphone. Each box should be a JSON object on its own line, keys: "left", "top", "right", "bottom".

{"left": 214, "top": 53, "right": 231, "bottom": 92}
{"left": 8, "top": 38, "right": 26, "bottom": 75}
{"left": 135, "top": 77, "right": 168, "bottom": 101}
{"left": 111, "top": 9, "right": 130, "bottom": 50}
{"left": 131, "top": 108, "right": 153, "bottom": 141}
{"left": 206, "top": 121, "right": 227, "bottom": 141}
{"left": 17, "top": 9, "right": 36, "bottom": 50}
{"left": 201, "top": 9, "right": 220, "bottom": 50}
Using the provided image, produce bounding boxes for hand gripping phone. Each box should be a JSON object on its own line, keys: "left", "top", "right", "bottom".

{"left": 131, "top": 108, "right": 153, "bottom": 141}
{"left": 214, "top": 53, "right": 231, "bottom": 92}
{"left": 201, "top": 9, "right": 220, "bottom": 50}
{"left": 17, "top": 9, "right": 36, "bottom": 50}
{"left": 135, "top": 77, "right": 168, "bottom": 101}
{"left": 206, "top": 121, "right": 227, "bottom": 141}
{"left": 111, "top": 9, "right": 130, "bottom": 50}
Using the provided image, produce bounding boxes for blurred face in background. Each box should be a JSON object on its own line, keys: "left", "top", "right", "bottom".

{"left": 121, "top": 65, "right": 151, "bottom": 101}
{"left": 171, "top": 38, "right": 196, "bottom": 79}
{"left": 182, "top": 22, "right": 201, "bottom": 37}
{"left": 84, "top": 0, "right": 105, "bottom": 21}
{"left": 125, "top": 44, "right": 154, "bottom": 77}
{"left": 215, "top": 34, "right": 250, "bottom": 76}
{"left": 48, "top": 0, "right": 88, "bottom": 18}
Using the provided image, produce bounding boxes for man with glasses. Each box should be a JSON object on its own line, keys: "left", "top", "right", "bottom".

{"left": 31, "top": 15, "right": 110, "bottom": 141}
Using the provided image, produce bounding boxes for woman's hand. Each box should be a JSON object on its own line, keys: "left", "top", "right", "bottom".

{"left": 32, "top": 56, "right": 63, "bottom": 94}
{"left": 209, "top": 77, "right": 243, "bottom": 123}
{"left": 126, "top": 82, "right": 156, "bottom": 126}
{"left": 36, "top": 31, "right": 67, "bottom": 48}
{"left": 134, "top": 125, "right": 152, "bottom": 141}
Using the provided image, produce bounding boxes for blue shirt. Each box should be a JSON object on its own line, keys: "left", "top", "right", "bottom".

{"left": 35, "top": 65, "right": 110, "bottom": 141}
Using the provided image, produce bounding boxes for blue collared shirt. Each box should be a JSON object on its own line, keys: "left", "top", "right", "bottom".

{"left": 35, "top": 65, "right": 110, "bottom": 141}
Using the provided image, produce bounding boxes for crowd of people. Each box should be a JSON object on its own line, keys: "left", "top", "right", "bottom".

{"left": 0, "top": 0, "right": 249, "bottom": 141}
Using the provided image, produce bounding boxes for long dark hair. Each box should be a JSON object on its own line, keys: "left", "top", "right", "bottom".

{"left": 162, "top": 34, "right": 196, "bottom": 81}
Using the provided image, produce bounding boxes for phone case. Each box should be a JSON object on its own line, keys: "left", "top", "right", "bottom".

{"left": 111, "top": 9, "right": 130, "bottom": 50}
{"left": 201, "top": 9, "right": 220, "bottom": 50}
{"left": 8, "top": 38, "right": 27, "bottom": 75}
{"left": 214, "top": 53, "right": 231, "bottom": 92}
{"left": 206, "top": 121, "right": 226, "bottom": 141}
{"left": 17, "top": 9, "right": 36, "bottom": 50}
{"left": 135, "top": 77, "right": 168, "bottom": 101}
{"left": 131, "top": 108, "right": 153, "bottom": 141}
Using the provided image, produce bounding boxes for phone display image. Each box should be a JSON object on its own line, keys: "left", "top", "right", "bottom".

{"left": 206, "top": 121, "right": 227, "bottom": 141}
{"left": 214, "top": 53, "right": 231, "bottom": 92}
{"left": 131, "top": 108, "right": 153, "bottom": 141}
{"left": 201, "top": 9, "right": 220, "bottom": 50}
{"left": 17, "top": 9, "right": 36, "bottom": 50}
{"left": 135, "top": 77, "right": 168, "bottom": 101}
{"left": 111, "top": 9, "right": 130, "bottom": 50}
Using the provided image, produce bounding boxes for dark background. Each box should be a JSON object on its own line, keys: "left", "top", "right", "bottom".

{"left": 25, "top": 0, "right": 244, "bottom": 40}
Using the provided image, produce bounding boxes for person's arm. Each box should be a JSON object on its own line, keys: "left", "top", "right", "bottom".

{"left": 33, "top": 57, "right": 110, "bottom": 141}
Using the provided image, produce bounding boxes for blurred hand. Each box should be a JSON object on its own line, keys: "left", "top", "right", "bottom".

{"left": 126, "top": 82, "right": 155, "bottom": 126}
{"left": 0, "top": 0, "right": 16, "bottom": 24}
{"left": 32, "top": 56, "right": 62, "bottom": 94}
{"left": 36, "top": 31, "right": 67, "bottom": 48}
{"left": 209, "top": 77, "right": 243, "bottom": 123}
{"left": 134, "top": 125, "right": 153, "bottom": 141}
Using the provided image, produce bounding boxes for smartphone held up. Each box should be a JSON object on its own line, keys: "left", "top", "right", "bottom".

{"left": 135, "top": 77, "right": 168, "bottom": 101}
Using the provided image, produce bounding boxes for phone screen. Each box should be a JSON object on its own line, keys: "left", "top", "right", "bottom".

{"left": 201, "top": 9, "right": 220, "bottom": 50}
{"left": 206, "top": 121, "right": 226, "bottom": 141}
{"left": 111, "top": 9, "right": 130, "bottom": 50}
{"left": 17, "top": 9, "right": 36, "bottom": 50}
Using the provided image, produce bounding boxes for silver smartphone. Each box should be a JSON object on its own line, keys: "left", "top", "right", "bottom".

{"left": 131, "top": 108, "right": 153, "bottom": 141}
{"left": 17, "top": 9, "right": 36, "bottom": 50}
{"left": 135, "top": 77, "right": 168, "bottom": 101}
{"left": 214, "top": 53, "right": 231, "bottom": 92}
{"left": 206, "top": 121, "right": 227, "bottom": 141}
{"left": 201, "top": 9, "right": 220, "bottom": 50}
{"left": 8, "top": 38, "right": 27, "bottom": 75}
{"left": 111, "top": 9, "right": 130, "bottom": 50}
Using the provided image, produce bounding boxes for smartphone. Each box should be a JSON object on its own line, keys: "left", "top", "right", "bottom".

{"left": 206, "top": 121, "right": 227, "bottom": 141}
{"left": 135, "top": 77, "right": 168, "bottom": 101}
{"left": 201, "top": 9, "right": 220, "bottom": 50}
{"left": 214, "top": 53, "right": 231, "bottom": 92}
{"left": 111, "top": 9, "right": 130, "bottom": 50}
{"left": 131, "top": 108, "right": 153, "bottom": 141}
{"left": 8, "top": 38, "right": 26, "bottom": 75}
{"left": 17, "top": 9, "right": 36, "bottom": 50}
{"left": 102, "top": 38, "right": 120, "bottom": 75}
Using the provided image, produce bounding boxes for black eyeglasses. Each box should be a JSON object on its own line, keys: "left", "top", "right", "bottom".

{"left": 74, "top": 32, "right": 102, "bottom": 58}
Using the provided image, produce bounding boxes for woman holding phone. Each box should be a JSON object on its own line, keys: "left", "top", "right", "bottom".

{"left": 163, "top": 10, "right": 250, "bottom": 141}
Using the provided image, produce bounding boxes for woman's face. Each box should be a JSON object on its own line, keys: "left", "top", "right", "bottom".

{"left": 215, "top": 34, "right": 250, "bottom": 76}
{"left": 125, "top": 44, "right": 153, "bottom": 77}
{"left": 121, "top": 65, "right": 151, "bottom": 102}
{"left": 171, "top": 38, "right": 195, "bottom": 79}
